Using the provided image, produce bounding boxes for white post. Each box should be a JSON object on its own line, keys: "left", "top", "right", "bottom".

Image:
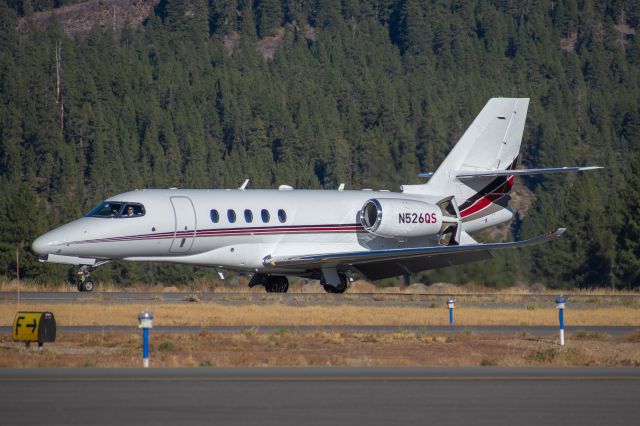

{"left": 447, "top": 299, "right": 455, "bottom": 330}
{"left": 555, "top": 296, "right": 566, "bottom": 346}
{"left": 138, "top": 312, "right": 153, "bottom": 368}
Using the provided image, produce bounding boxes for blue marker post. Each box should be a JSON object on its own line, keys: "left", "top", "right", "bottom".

{"left": 138, "top": 311, "right": 153, "bottom": 368}
{"left": 555, "top": 296, "right": 566, "bottom": 346}
{"left": 447, "top": 299, "right": 455, "bottom": 330}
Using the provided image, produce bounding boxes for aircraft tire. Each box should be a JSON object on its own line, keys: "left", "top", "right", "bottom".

{"left": 322, "top": 283, "right": 347, "bottom": 293}
{"left": 322, "top": 274, "right": 348, "bottom": 294}
{"left": 81, "top": 281, "right": 94, "bottom": 292}
{"left": 265, "top": 276, "right": 289, "bottom": 293}
{"left": 77, "top": 282, "right": 84, "bottom": 292}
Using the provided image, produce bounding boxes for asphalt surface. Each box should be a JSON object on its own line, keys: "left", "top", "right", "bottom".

{"left": 0, "top": 367, "right": 638, "bottom": 425}
{"left": 2, "top": 291, "right": 638, "bottom": 308}
{"left": 1, "top": 324, "right": 638, "bottom": 336}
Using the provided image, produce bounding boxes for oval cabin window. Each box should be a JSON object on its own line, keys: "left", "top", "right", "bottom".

{"left": 278, "top": 209, "right": 287, "bottom": 223}
{"left": 210, "top": 209, "right": 219, "bottom": 223}
{"left": 261, "top": 209, "right": 270, "bottom": 223}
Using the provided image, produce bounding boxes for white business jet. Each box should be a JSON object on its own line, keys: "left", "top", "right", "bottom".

{"left": 32, "top": 98, "right": 600, "bottom": 292}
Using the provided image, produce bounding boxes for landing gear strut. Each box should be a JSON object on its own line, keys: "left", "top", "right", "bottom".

{"left": 264, "top": 275, "right": 289, "bottom": 293}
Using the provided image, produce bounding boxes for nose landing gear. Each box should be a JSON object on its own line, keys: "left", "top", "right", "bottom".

{"left": 76, "top": 266, "right": 94, "bottom": 292}
{"left": 69, "top": 261, "right": 109, "bottom": 292}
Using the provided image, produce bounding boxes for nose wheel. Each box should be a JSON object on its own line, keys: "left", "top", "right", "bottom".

{"left": 77, "top": 280, "right": 94, "bottom": 292}
{"left": 67, "top": 261, "right": 109, "bottom": 292}
{"left": 75, "top": 266, "right": 94, "bottom": 292}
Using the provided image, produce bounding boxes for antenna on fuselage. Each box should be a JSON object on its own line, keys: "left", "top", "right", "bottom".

{"left": 239, "top": 179, "right": 251, "bottom": 190}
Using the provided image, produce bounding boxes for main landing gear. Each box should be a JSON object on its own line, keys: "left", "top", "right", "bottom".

{"left": 264, "top": 275, "right": 289, "bottom": 293}
{"left": 248, "top": 272, "right": 349, "bottom": 294}
{"left": 321, "top": 273, "right": 348, "bottom": 294}
{"left": 248, "top": 274, "right": 290, "bottom": 293}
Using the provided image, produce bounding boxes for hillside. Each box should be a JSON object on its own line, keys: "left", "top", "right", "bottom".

{"left": 16, "top": 0, "right": 158, "bottom": 34}
{"left": 0, "top": 0, "right": 639, "bottom": 288}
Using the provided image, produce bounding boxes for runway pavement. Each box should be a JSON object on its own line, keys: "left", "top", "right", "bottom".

{"left": 0, "top": 367, "right": 638, "bottom": 425}
{"left": 1, "top": 324, "right": 638, "bottom": 336}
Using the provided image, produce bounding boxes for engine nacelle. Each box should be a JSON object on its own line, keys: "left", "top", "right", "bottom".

{"left": 360, "top": 198, "right": 443, "bottom": 239}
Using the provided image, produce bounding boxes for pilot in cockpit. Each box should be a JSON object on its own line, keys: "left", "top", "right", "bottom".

{"left": 125, "top": 206, "right": 135, "bottom": 217}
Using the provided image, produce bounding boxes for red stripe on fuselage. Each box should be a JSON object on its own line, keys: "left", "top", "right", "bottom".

{"left": 460, "top": 176, "right": 514, "bottom": 218}
{"left": 69, "top": 224, "right": 365, "bottom": 245}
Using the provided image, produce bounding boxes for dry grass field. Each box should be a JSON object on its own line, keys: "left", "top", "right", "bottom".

{"left": 2, "top": 288, "right": 638, "bottom": 368}
{"left": 1, "top": 303, "right": 639, "bottom": 326}
{"left": 1, "top": 330, "right": 639, "bottom": 368}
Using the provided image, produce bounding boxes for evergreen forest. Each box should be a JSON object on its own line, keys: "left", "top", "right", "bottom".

{"left": 1, "top": 0, "right": 639, "bottom": 289}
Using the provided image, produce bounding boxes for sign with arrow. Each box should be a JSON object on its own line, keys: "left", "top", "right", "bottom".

{"left": 12, "top": 312, "right": 56, "bottom": 345}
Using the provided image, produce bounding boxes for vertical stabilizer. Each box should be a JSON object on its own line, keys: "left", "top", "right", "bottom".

{"left": 401, "top": 98, "right": 529, "bottom": 230}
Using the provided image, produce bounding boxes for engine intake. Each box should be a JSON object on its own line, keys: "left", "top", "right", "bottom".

{"left": 360, "top": 198, "right": 443, "bottom": 239}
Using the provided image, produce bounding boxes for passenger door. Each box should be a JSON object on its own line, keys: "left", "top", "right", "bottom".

{"left": 170, "top": 196, "right": 196, "bottom": 253}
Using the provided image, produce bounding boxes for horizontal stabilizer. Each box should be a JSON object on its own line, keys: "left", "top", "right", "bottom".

{"left": 456, "top": 166, "right": 602, "bottom": 179}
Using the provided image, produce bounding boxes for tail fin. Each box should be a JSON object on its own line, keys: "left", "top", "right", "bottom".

{"left": 402, "top": 98, "right": 529, "bottom": 230}
{"left": 403, "top": 98, "right": 529, "bottom": 194}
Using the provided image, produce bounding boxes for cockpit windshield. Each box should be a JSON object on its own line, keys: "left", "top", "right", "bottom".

{"left": 86, "top": 202, "right": 145, "bottom": 218}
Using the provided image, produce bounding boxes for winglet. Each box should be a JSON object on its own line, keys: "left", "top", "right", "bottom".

{"left": 512, "top": 227, "right": 566, "bottom": 247}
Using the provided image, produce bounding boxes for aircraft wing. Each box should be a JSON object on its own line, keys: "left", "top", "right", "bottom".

{"left": 264, "top": 228, "right": 565, "bottom": 280}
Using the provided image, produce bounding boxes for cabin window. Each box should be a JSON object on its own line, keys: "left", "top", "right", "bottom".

{"left": 244, "top": 209, "right": 253, "bottom": 223}
{"left": 278, "top": 209, "right": 287, "bottom": 223}
{"left": 227, "top": 209, "right": 236, "bottom": 223}
{"left": 261, "top": 209, "right": 270, "bottom": 223}
{"left": 210, "top": 209, "right": 219, "bottom": 223}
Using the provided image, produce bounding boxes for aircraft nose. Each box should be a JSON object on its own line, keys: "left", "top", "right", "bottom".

{"left": 31, "top": 234, "right": 53, "bottom": 256}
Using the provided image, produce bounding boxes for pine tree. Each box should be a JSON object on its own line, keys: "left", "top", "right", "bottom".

{"left": 614, "top": 154, "right": 640, "bottom": 288}
{"left": 0, "top": 184, "right": 47, "bottom": 279}
{"left": 0, "top": 0, "right": 638, "bottom": 287}
{"left": 256, "top": 0, "right": 282, "bottom": 37}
